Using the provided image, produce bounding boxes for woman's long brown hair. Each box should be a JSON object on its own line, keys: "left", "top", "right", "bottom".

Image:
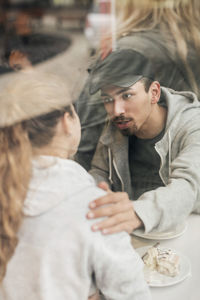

{"left": 0, "top": 124, "right": 32, "bottom": 281}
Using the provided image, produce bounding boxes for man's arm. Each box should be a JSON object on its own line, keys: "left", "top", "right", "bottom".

{"left": 87, "top": 118, "right": 200, "bottom": 234}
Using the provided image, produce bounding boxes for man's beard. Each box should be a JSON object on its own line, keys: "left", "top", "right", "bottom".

{"left": 112, "top": 115, "right": 138, "bottom": 136}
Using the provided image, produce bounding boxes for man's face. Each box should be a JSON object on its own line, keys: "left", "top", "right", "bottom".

{"left": 101, "top": 80, "right": 157, "bottom": 137}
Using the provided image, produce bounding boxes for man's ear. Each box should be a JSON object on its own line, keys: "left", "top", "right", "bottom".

{"left": 62, "top": 112, "right": 71, "bottom": 134}
{"left": 150, "top": 81, "right": 160, "bottom": 104}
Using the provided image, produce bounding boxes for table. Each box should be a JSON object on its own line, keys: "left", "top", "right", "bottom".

{"left": 131, "top": 214, "right": 200, "bottom": 300}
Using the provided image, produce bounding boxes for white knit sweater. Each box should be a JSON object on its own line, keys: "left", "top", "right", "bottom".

{"left": 0, "top": 156, "right": 151, "bottom": 300}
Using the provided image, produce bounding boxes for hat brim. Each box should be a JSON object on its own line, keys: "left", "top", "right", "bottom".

{"left": 89, "top": 75, "right": 143, "bottom": 95}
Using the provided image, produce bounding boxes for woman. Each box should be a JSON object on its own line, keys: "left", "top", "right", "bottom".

{"left": 0, "top": 72, "right": 151, "bottom": 300}
{"left": 75, "top": 0, "right": 200, "bottom": 170}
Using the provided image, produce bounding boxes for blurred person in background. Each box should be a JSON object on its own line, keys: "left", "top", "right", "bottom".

{"left": 8, "top": 49, "right": 32, "bottom": 70}
{"left": 0, "top": 72, "right": 151, "bottom": 300}
{"left": 75, "top": 0, "right": 200, "bottom": 171}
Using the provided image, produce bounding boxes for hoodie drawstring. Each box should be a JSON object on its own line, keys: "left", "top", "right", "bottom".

{"left": 168, "top": 131, "right": 172, "bottom": 176}
{"left": 108, "top": 148, "right": 113, "bottom": 185}
{"left": 108, "top": 147, "right": 125, "bottom": 191}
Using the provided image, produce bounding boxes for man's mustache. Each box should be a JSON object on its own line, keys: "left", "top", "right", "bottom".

{"left": 112, "top": 115, "right": 133, "bottom": 123}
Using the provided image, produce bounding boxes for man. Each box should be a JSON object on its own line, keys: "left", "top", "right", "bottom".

{"left": 86, "top": 48, "right": 200, "bottom": 235}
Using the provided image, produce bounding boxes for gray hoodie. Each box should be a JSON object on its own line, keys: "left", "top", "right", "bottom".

{"left": 90, "top": 87, "right": 200, "bottom": 233}
{"left": 0, "top": 156, "right": 151, "bottom": 300}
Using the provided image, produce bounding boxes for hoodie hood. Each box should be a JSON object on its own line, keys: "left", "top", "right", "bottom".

{"left": 23, "top": 156, "right": 95, "bottom": 217}
{"left": 161, "top": 87, "right": 199, "bottom": 131}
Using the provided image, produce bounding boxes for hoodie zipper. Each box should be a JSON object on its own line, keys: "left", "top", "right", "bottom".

{"left": 113, "top": 159, "right": 125, "bottom": 192}
{"left": 108, "top": 147, "right": 125, "bottom": 191}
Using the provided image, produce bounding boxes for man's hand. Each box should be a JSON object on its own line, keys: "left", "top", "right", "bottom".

{"left": 86, "top": 181, "right": 143, "bottom": 234}
{"left": 88, "top": 291, "right": 99, "bottom": 300}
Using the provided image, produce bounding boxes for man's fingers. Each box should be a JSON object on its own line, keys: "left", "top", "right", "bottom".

{"left": 101, "top": 222, "right": 134, "bottom": 235}
{"left": 97, "top": 181, "right": 111, "bottom": 192}
{"left": 89, "top": 192, "right": 128, "bottom": 209}
{"left": 88, "top": 291, "right": 99, "bottom": 300}
{"left": 89, "top": 204, "right": 143, "bottom": 234}
{"left": 91, "top": 211, "right": 130, "bottom": 231}
{"left": 92, "top": 218, "right": 136, "bottom": 235}
{"left": 87, "top": 199, "right": 132, "bottom": 219}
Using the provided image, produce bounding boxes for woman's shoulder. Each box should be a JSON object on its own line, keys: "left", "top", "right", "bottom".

{"left": 24, "top": 156, "right": 105, "bottom": 217}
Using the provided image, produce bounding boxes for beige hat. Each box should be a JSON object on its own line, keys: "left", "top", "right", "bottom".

{"left": 0, "top": 71, "right": 72, "bottom": 128}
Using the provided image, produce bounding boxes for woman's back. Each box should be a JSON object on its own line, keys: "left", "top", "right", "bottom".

{"left": 0, "top": 156, "right": 150, "bottom": 300}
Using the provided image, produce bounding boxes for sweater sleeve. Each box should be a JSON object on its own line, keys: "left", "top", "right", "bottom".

{"left": 91, "top": 231, "right": 151, "bottom": 300}
{"left": 134, "top": 114, "right": 200, "bottom": 233}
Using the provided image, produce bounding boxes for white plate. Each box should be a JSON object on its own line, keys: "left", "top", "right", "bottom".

{"left": 132, "top": 222, "right": 187, "bottom": 240}
{"left": 136, "top": 246, "right": 191, "bottom": 287}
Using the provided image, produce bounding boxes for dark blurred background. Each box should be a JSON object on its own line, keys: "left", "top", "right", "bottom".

{"left": 0, "top": 0, "right": 107, "bottom": 99}
{"left": 0, "top": 0, "right": 94, "bottom": 70}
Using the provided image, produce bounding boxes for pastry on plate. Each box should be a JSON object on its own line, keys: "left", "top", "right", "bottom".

{"left": 142, "top": 244, "right": 180, "bottom": 277}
